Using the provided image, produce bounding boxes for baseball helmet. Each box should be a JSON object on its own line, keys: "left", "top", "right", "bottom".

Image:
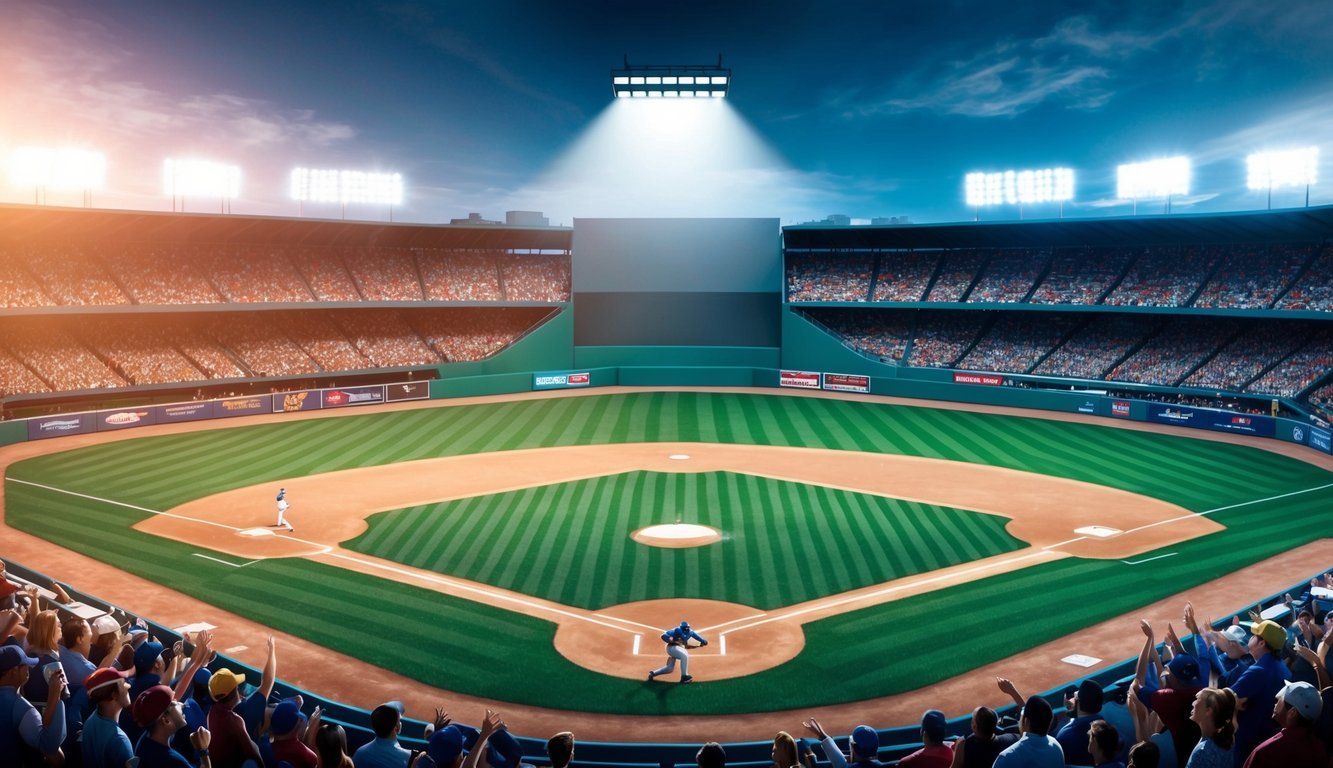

{"left": 680, "top": 621, "right": 690, "bottom": 630}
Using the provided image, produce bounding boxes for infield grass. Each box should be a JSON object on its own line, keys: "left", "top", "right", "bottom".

{"left": 6, "top": 391, "right": 1333, "bottom": 714}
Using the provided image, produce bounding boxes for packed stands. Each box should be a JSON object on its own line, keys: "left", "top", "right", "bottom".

{"left": 201, "top": 244, "right": 315, "bottom": 303}
{"left": 288, "top": 246, "right": 364, "bottom": 301}
{"left": 786, "top": 254, "right": 872, "bottom": 301}
{"left": 4, "top": 320, "right": 128, "bottom": 391}
{"left": 1033, "top": 314, "right": 1159, "bottom": 379}
{"left": 1099, "top": 246, "right": 1220, "bottom": 307}
{"left": 1193, "top": 243, "right": 1314, "bottom": 309}
{"left": 24, "top": 245, "right": 131, "bottom": 306}
{"left": 923, "top": 251, "right": 986, "bottom": 302}
{"left": 419, "top": 250, "right": 503, "bottom": 301}
{"left": 499, "top": 253, "right": 571, "bottom": 302}
{"left": 0, "top": 346, "right": 51, "bottom": 397}
{"left": 1029, "top": 248, "right": 1135, "bottom": 305}
{"left": 801, "top": 308, "right": 913, "bottom": 362}
{"left": 1181, "top": 321, "right": 1308, "bottom": 392}
{"left": 965, "top": 249, "right": 1049, "bottom": 303}
{"left": 906, "top": 311, "right": 987, "bottom": 368}
{"left": 871, "top": 252, "right": 937, "bottom": 302}
{"left": 343, "top": 246, "right": 425, "bottom": 301}
{"left": 1277, "top": 244, "right": 1333, "bottom": 311}
{"left": 1246, "top": 328, "right": 1333, "bottom": 397}
{"left": 957, "top": 312, "right": 1078, "bottom": 373}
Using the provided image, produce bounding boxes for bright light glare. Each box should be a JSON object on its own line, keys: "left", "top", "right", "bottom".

{"left": 162, "top": 159, "right": 241, "bottom": 199}
{"left": 965, "top": 168, "right": 1075, "bottom": 206}
{"left": 8, "top": 147, "right": 106, "bottom": 190}
{"left": 615, "top": 91, "right": 630, "bottom": 98}
{"left": 1117, "top": 156, "right": 1191, "bottom": 199}
{"left": 711, "top": 76, "right": 728, "bottom": 84}
{"left": 290, "top": 167, "right": 403, "bottom": 205}
{"left": 613, "top": 76, "right": 629, "bottom": 85}
{"left": 1247, "top": 147, "right": 1319, "bottom": 190}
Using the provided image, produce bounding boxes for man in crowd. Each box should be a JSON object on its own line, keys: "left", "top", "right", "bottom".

{"left": 802, "top": 716, "right": 883, "bottom": 768}
{"left": 81, "top": 667, "right": 133, "bottom": 768}
{"left": 0, "top": 644, "right": 67, "bottom": 764}
{"left": 1242, "top": 680, "right": 1325, "bottom": 768}
{"left": 1232, "top": 619, "right": 1292, "bottom": 764}
{"left": 354, "top": 700, "right": 412, "bottom": 768}
{"left": 994, "top": 695, "right": 1064, "bottom": 768}
{"left": 135, "top": 683, "right": 213, "bottom": 768}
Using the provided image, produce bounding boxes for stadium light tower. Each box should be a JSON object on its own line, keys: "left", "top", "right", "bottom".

{"left": 8, "top": 147, "right": 106, "bottom": 207}
{"left": 163, "top": 158, "right": 242, "bottom": 213}
{"left": 290, "top": 167, "right": 404, "bottom": 221}
{"left": 1117, "top": 156, "right": 1190, "bottom": 214}
{"left": 1247, "top": 147, "right": 1319, "bottom": 209}
{"left": 964, "top": 167, "right": 1075, "bottom": 220}
{"left": 610, "top": 55, "right": 730, "bottom": 99}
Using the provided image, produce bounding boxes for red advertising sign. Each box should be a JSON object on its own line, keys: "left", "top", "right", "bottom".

{"left": 952, "top": 372, "right": 1005, "bottom": 386}
{"left": 568, "top": 373, "right": 590, "bottom": 385}
{"left": 822, "top": 373, "right": 870, "bottom": 393}
{"left": 780, "top": 370, "right": 822, "bottom": 389}
{"left": 1111, "top": 400, "right": 1132, "bottom": 418}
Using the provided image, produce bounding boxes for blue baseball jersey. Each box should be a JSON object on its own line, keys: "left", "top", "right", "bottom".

{"left": 661, "top": 626, "right": 706, "bottom": 645}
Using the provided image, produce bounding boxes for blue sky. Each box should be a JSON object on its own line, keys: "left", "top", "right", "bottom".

{"left": 3, "top": 1, "right": 1332, "bottom": 225}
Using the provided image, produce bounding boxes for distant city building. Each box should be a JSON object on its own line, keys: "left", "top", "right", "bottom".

{"left": 871, "top": 216, "right": 912, "bottom": 225}
{"left": 825, "top": 214, "right": 851, "bottom": 226}
{"left": 449, "top": 212, "right": 504, "bottom": 226}
{"left": 506, "top": 210, "right": 550, "bottom": 227}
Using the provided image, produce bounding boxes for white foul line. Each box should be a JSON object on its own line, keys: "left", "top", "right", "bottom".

{"left": 1122, "top": 552, "right": 1178, "bottom": 566}
{"left": 1116, "top": 482, "right": 1333, "bottom": 536}
{"left": 698, "top": 613, "right": 768, "bottom": 633}
{"left": 594, "top": 613, "right": 662, "bottom": 632}
{"left": 7, "top": 478, "right": 246, "bottom": 534}
{"left": 719, "top": 635, "right": 727, "bottom": 656}
{"left": 192, "top": 554, "right": 252, "bottom": 568}
{"left": 632, "top": 634, "right": 641, "bottom": 655}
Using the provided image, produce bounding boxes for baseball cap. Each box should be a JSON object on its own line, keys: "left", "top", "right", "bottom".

{"left": 85, "top": 667, "right": 128, "bottom": 695}
{"left": 1077, "top": 679, "right": 1104, "bottom": 713}
{"left": 454, "top": 723, "right": 523, "bottom": 768}
{"left": 1166, "top": 654, "right": 1202, "bottom": 686}
{"left": 0, "top": 645, "right": 37, "bottom": 673}
{"left": 1252, "top": 620, "right": 1287, "bottom": 651}
{"left": 208, "top": 668, "right": 245, "bottom": 700}
{"left": 1279, "top": 681, "right": 1323, "bottom": 721}
{"left": 91, "top": 615, "right": 122, "bottom": 636}
{"left": 851, "top": 724, "right": 879, "bottom": 756}
{"left": 680, "top": 621, "right": 690, "bottom": 630}
{"left": 921, "top": 711, "right": 946, "bottom": 742}
{"left": 427, "top": 725, "right": 466, "bottom": 766}
{"left": 134, "top": 640, "right": 164, "bottom": 675}
{"left": 271, "top": 700, "right": 307, "bottom": 737}
{"left": 1220, "top": 625, "right": 1248, "bottom": 645}
{"left": 133, "top": 684, "right": 176, "bottom": 727}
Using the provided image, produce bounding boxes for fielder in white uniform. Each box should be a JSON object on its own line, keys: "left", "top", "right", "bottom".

{"left": 274, "top": 487, "right": 293, "bottom": 531}
{"left": 648, "top": 621, "right": 708, "bottom": 683}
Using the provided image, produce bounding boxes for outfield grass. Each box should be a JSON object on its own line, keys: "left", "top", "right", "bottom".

{"left": 343, "top": 470, "right": 1025, "bottom": 610}
{"left": 6, "top": 391, "right": 1332, "bottom": 714}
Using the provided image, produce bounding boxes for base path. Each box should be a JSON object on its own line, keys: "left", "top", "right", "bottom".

{"left": 136, "top": 442, "right": 1219, "bottom": 680}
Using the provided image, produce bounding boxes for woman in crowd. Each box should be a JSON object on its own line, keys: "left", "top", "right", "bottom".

{"left": 1185, "top": 688, "right": 1236, "bottom": 768}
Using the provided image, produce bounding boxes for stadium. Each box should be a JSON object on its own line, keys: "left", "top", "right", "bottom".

{"left": 3, "top": 3, "right": 1333, "bottom": 767}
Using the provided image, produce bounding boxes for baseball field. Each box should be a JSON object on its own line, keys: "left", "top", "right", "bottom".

{"left": 4, "top": 388, "right": 1332, "bottom": 718}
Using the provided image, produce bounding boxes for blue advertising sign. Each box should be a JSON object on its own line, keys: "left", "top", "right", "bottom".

{"left": 273, "top": 390, "right": 321, "bottom": 413}
{"left": 26, "top": 412, "right": 96, "bottom": 440}
{"left": 1146, "top": 403, "right": 1276, "bottom": 438}
{"left": 156, "top": 401, "right": 215, "bottom": 423}
{"left": 322, "top": 385, "right": 385, "bottom": 409}
{"left": 533, "top": 371, "right": 591, "bottom": 390}
{"left": 1311, "top": 426, "right": 1332, "bottom": 454}
{"left": 96, "top": 408, "right": 157, "bottom": 432}
{"left": 213, "top": 395, "right": 272, "bottom": 419}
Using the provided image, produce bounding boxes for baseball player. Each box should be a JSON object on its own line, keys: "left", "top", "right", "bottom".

{"left": 648, "top": 621, "right": 707, "bottom": 683}
{"left": 273, "top": 487, "right": 293, "bottom": 531}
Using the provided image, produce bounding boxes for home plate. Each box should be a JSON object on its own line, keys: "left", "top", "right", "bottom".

{"left": 1075, "top": 525, "right": 1121, "bottom": 538}
{"left": 669, "top": 454, "right": 690, "bottom": 460}
{"left": 240, "top": 528, "right": 276, "bottom": 537}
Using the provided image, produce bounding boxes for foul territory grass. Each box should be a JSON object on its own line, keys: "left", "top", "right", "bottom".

{"left": 6, "top": 391, "right": 1333, "bottom": 714}
{"left": 344, "top": 471, "right": 1024, "bottom": 610}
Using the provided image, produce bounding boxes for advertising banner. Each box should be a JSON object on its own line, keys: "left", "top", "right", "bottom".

{"left": 1146, "top": 403, "right": 1276, "bottom": 438}
{"left": 156, "top": 401, "right": 214, "bottom": 424}
{"left": 273, "top": 390, "right": 321, "bottom": 413}
{"left": 322, "top": 385, "right": 385, "bottom": 409}
{"left": 385, "top": 381, "right": 429, "bottom": 402}
{"left": 213, "top": 396, "right": 272, "bottom": 419}
{"left": 953, "top": 372, "right": 1005, "bottom": 386}
{"left": 27, "top": 413, "right": 96, "bottom": 440}
{"left": 779, "top": 370, "right": 821, "bottom": 389}
{"left": 1111, "top": 400, "right": 1132, "bottom": 418}
{"left": 1077, "top": 400, "right": 1097, "bottom": 414}
{"left": 1311, "top": 426, "right": 1332, "bottom": 454}
{"left": 533, "top": 371, "right": 591, "bottom": 390}
{"left": 822, "top": 373, "right": 870, "bottom": 393}
{"left": 97, "top": 408, "right": 157, "bottom": 432}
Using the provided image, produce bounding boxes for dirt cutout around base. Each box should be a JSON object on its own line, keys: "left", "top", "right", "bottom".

{"left": 136, "top": 442, "right": 1220, "bottom": 681}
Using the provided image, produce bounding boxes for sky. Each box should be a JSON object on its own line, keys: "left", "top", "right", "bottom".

{"left": 3, "top": 0, "right": 1333, "bottom": 227}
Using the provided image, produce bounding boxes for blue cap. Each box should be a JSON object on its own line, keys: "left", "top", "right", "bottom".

{"left": 850, "top": 725, "right": 878, "bottom": 756}
{"left": 921, "top": 710, "right": 947, "bottom": 742}
{"left": 134, "top": 641, "right": 164, "bottom": 675}
{"left": 271, "top": 700, "right": 306, "bottom": 737}
{"left": 1167, "top": 654, "right": 1203, "bottom": 687}
{"left": 0, "top": 645, "right": 37, "bottom": 673}
{"left": 428, "top": 725, "right": 465, "bottom": 766}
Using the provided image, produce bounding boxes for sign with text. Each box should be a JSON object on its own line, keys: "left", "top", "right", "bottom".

{"left": 322, "top": 385, "right": 385, "bottom": 409}
{"left": 822, "top": 373, "right": 870, "bottom": 393}
{"left": 1146, "top": 403, "right": 1276, "bottom": 438}
{"left": 953, "top": 372, "right": 1005, "bottom": 386}
{"left": 533, "top": 371, "right": 591, "bottom": 390}
{"left": 385, "top": 381, "right": 429, "bottom": 402}
{"left": 779, "top": 370, "right": 821, "bottom": 389}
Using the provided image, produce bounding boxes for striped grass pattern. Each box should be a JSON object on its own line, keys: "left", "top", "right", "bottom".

{"left": 6, "top": 391, "right": 1333, "bottom": 714}
{"left": 344, "top": 471, "right": 1024, "bottom": 610}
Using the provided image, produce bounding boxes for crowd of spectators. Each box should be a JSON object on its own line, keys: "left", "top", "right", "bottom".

{"left": 871, "top": 252, "right": 938, "bottom": 303}
{"left": 802, "top": 309, "right": 913, "bottom": 362}
{"left": 0, "top": 243, "right": 571, "bottom": 308}
{"left": 6, "top": 556, "right": 1333, "bottom": 768}
{"left": 80, "top": 320, "right": 211, "bottom": 387}
{"left": 957, "top": 313, "right": 1078, "bottom": 373}
{"left": 924, "top": 252, "right": 987, "bottom": 302}
{"left": 906, "top": 312, "right": 987, "bottom": 368}
{"left": 411, "top": 309, "right": 549, "bottom": 363}
{"left": 786, "top": 255, "right": 873, "bottom": 302}
{"left": 1030, "top": 248, "right": 1137, "bottom": 305}
{"left": 1246, "top": 329, "right": 1333, "bottom": 397}
{"left": 1193, "top": 244, "right": 1315, "bottom": 310}
{"left": 1310, "top": 383, "right": 1333, "bottom": 420}
{"left": 1103, "top": 247, "right": 1220, "bottom": 308}
{"left": 1181, "top": 324, "right": 1307, "bottom": 393}
{"left": 1108, "top": 318, "right": 1239, "bottom": 386}
{"left": 1034, "top": 315, "right": 1160, "bottom": 380}
{"left": 4, "top": 321, "right": 128, "bottom": 392}
{"left": 337, "top": 312, "right": 436, "bottom": 368}
{"left": 1278, "top": 247, "right": 1333, "bottom": 312}
{"left": 966, "top": 250, "right": 1050, "bottom": 304}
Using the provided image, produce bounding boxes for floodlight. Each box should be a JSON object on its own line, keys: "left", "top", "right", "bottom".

{"left": 1117, "top": 156, "right": 1190, "bottom": 199}
{"left": 163, "top": 158, "right": 241, "bottom": 199}
{"left": 8, "top": 147, "right": 106, "bottom": 190}
{"left": 1247, "top": 147, "right": 1319, "bottom": 190}
{"left": 291, "top": 167, "right": 403, "bottom": 205}
{"left": 610, "top": 57, "right": 731, "bottom": 99}
{"left": 965, "top": 167, "right": 1075, "bottom": 206}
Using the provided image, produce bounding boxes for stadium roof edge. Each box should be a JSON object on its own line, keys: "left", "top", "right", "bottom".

{"left": 782, "top": 204, "right": 1333, "bottom": 250}
{"left": 0, "top": 203, "right": 572, "bottom": 250}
